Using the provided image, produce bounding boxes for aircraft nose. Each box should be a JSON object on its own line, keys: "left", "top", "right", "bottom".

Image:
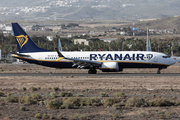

{"left": 170, "top": 58, "right": 176, "bottom": 65}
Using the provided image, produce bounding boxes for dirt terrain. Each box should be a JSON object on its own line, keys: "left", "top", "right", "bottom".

{"left": 0, "top": 64, "right": 180, "bottom": 120}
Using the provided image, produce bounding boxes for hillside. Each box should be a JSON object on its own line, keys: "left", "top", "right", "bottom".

{"left": 132, "top": 16, "right": 180, "bottom": 33}
{"left": 1, "top": 0, "right": 180, "bottom": 20}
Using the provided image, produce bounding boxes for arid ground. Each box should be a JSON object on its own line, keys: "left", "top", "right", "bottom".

{"left": 0, "top": 64, "right": 180, "bottom": 120}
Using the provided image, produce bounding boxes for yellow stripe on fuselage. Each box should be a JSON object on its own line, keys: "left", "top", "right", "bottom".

{"left": 56, "top": 57, "right": 64, "bottom": 61}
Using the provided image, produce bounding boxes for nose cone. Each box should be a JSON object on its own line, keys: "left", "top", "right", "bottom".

{"left": 170, "top": 58, "right": 176, "bottom": 65}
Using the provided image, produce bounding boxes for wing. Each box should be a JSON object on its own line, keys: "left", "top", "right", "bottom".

{"left": 55, "top": 48, "right": 102, "bottom": 68}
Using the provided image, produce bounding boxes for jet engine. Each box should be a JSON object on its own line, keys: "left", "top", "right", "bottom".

{"left": 100, "top": 62, "right": 122, "bottom": 72}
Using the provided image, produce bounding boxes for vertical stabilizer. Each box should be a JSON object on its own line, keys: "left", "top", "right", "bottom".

{"left": 12, "top": 23, "right": 51, "bottom": 53}
{"left": 171, "top": 46, "right": 174, "bottom": 57}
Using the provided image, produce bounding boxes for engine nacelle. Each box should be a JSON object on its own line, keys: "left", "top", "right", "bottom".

{"left": 100, "top": 62, "right": 122, "bottom": 72}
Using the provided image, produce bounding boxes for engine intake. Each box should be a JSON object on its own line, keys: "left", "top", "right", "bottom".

{"left": 100, "top": 62, "right": 122, "bottom": 72}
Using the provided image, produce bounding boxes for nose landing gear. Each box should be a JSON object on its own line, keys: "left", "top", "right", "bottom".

{"left": 157, "top": 68, "right": 161, "bottom": 74}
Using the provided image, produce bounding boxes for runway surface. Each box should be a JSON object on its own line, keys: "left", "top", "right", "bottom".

{"left": 0, "top": 73, "right": 179, "bottom": 76}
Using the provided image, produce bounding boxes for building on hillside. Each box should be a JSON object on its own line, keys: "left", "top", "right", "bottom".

{"left": 5, "top": 26, "right": 12, "bottom": 31}
{"left": 67, "top": 35, "right": 72, "bottom": 38}
{"left": 47, "top": 36, "right": 53, "bottom": 41}
{"left": 120, "top": 31, "right": 126, "bottom": 35}
{"left": 24, "top": 26, "right": 32, "bottom": 31}
{"left": 74, "top": 39, "right": 89, "bottom": 45}
{"left": 100, "top": 38, "right": 117, "bottom": 43}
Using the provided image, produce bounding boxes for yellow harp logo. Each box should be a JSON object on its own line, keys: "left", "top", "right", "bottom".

{"left": 15, "top": 35, "right": 28, "bottom": 49}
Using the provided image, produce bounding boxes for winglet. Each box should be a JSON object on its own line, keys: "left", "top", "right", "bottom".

{"left": 58, "top": 38, "right": 63, "bottom": 52}
{"left": 55, "top": 48, "right": 64, "bottom": 57}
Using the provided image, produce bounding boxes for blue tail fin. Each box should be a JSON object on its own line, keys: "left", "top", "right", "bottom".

{"left": 12, "top": 23, "right": 51, "bottom": 53}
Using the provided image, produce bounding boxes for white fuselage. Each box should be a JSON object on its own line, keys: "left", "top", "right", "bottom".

{"left": 15, "top": 51, "right": 176, "bottom": 69}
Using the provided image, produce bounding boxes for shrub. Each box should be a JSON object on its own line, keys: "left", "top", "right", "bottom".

{"left": 148, "top": 97, "right": 173, "bottom": 107}
{"left": 19, "top": 106, "right": 26, "bottom": 111}
{"left": 60, "top": 91, "right": 73, "bottom": 97}
{"left": 58, "top": 114, "right": 65, "bottom": 119}
{"left": 86, "top": 97, "right": 101, "bottom": 106}
{"left": 46, "top": 99, "right": 63, "bottom": 109}
{"left": 158, "top": 114, "right": 165, "bottom": 119}
{"left": 79, "top": 98, "right": 88, "bottom": 106}
{"left": 43, "top": 100, "right": 49, "bottom": 106}
{"left": 31, "top": 94, "right": 42, "bottom": 100}
{"left": 29, "top": 87, "right": 38, "bottom": 91}
{"left": 39, "top": 101, "right": 44, "bottom": 106}
{"left": 126, "top": 97, "right": 145, "bottom": 107}
{"left": 66, "top": 92, "right": 73, "bottom": 97}
{"left": 165, "top": 111, "right": 175, "bottom": 118}
{"left": 0, "top": 92, "right": 4, "bottom": 97}
{"left": 52, "top": 87, "right": 59, "bottom": 91}
{"left": 64, "top": 97, "right": 81, "bottom": 107}
{"left": 115, "top": 92, "right": 126, "bottom": 98}
{"left": 76, "top": 94, "right": 84, "bottom": 97}
{"left": 85, "top": 88, "right": 89, "bottom": 92}
{"left": 100, "top": 92, "right": 108, "bottom": 97}
{"left": 70, "top": 114, "right": 86, "bottom": 120}
{"left": 4, "top": 96, "right": 18, "bottom": 103}
{"left": 60, "top": 91, "right": 66, "bottom": 97}
{"left": 50, "top": 92, "right": 57, "bottom": 98}
{"left": 35, "top": 113, "right": 42, "bottom": 119}
{"left": 7, "top": 93, "right": 11, "bottom": 97}
{"left": 18, "top": 96, "right": 37, "bottom": 105}
{"left": 140, "top": 112, "right": 146, "bottom": 117}
{"left": 42, "top": 114, "right": 49, "bottom": 119}
{"left": 22, "top": 87, "right": 26, "bottom": 91}
{"left": 61, "top": 100, "right": 74, "bottom": 109}
{"left": 112, "top": 103, "right": 121, "bottom": 109}
{"left": 104, "top": 98, "right": 121, "bottom": 107}
{"left": 112, "top": 114, "right": 118, "bottom": 118}
{"left": 50, "top": 116, "right": 56, "bottom": 119}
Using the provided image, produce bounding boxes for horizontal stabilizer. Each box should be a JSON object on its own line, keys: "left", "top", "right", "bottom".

{"left": 12, "top": 53, "right": 30, "bottom": 57}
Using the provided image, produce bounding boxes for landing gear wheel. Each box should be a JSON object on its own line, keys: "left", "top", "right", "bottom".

{"left": 157, "top": 70, "right": 161, "bottom": 74}
{"left": 88, "top": 69, "right": 97, "bottom": 74}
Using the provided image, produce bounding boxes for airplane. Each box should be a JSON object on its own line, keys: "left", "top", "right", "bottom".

{"left": 148, "top": 38, "right": 151, "bottom": 51}
{"left": 58, "top": 38, "right": 63, "bottom": 52}
{"left": 171, "top": 46, "right": 180, "bottom": 63}
{"left": 11, "top": 23, "right": 176, "bottom": 74}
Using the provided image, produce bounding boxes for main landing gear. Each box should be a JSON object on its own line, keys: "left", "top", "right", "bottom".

{"left": 88, "top": 69, "right": 97, "bottom": 74}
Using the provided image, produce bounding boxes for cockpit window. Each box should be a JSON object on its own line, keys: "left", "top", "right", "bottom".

{"left": 162, "top": 56, "right": 170, "bottom": 58}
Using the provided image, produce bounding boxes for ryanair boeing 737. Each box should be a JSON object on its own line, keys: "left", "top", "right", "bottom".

{"left": 11, "top": 23, "right": 176, "bottom": 74}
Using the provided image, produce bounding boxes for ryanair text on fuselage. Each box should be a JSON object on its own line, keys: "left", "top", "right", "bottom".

{"left": 90, "top": 54, "right": 153, "bottom": 61}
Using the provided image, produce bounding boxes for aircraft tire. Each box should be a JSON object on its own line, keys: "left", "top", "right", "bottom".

{"left": 157, "top": 70, "right": 161, "bottom": 74}
{"left": 88, "top": 69, "right": 97, "bottom": 74}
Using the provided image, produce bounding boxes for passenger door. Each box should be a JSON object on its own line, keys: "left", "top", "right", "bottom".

{"left": 154, "top": 55, "right": 158, "bottom": 62}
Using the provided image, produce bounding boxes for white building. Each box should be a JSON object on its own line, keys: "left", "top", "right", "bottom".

{"left": 74, "top": 39, "right": 89, "bottom": 45}
{"left": 47, "top": 36, "right": 53, "bottom": 41}
{"left": 5, "top": 26, "right": 12, "bottom": 31}
{"left": 100, "top": 38, "right": 117, "bottom": 43}
{"left": 120, "top": 31, "right": 126, "bottom": 35}
{"left": 24, "top": 26, "right": 32, "bottom": 31}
